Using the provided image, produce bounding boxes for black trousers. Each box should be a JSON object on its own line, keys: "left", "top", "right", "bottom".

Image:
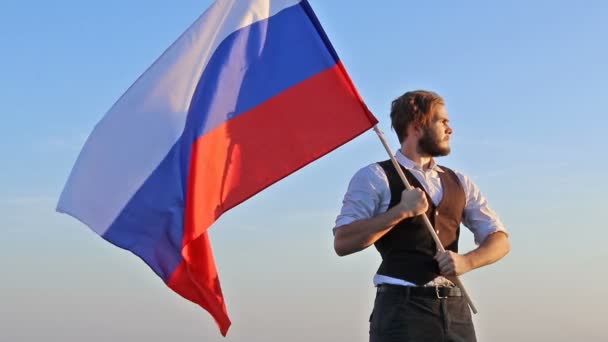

{"left": 369, "top": 286, "right": 477, "bottom": 342}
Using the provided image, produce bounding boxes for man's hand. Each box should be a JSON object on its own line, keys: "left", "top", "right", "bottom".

{"left": 333, "top": 188, "right": 431, "bottom": 257}
{"left": 397, "top": 188, "right": 428, "bottom": 217}
{"left": 434, "top": 250, "right": 473, "bottom": 276}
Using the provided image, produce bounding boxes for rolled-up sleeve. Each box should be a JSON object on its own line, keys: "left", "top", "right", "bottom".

{"left": 333, "top": 164, "right": 389, "bottom": 233}
{"left": 457, "top": 172, "right": 508, "bottom": 245}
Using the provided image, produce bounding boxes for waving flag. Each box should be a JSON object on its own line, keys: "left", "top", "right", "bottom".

{"left": 57, "top": 0, "right": 376, "bottom": 336}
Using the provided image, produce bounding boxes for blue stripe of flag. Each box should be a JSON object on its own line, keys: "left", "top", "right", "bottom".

{"left": 102, "top": 2, "right": 339, "bottom": 281}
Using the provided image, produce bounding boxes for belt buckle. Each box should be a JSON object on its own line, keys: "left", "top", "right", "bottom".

{"left": 435, "top": 286, "right": 448, "bottom": 299}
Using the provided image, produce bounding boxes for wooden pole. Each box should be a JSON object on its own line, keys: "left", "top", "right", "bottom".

{"left": 372, "top": 125, "right": 478, "bottom": 314}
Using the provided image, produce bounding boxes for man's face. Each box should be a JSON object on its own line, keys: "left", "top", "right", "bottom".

{"left": 417, "top": 104, "right": 453, "bottom": 157}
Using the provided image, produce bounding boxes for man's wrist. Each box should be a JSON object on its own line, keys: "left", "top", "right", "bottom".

{"left": 385, "top": 204, "right": 402, "bottom": 222}
{"left": 394, "top": 203, "right": 415, "bottom": 221}
{"left": 462, "top": 253, "right": 476, "bottom": 273}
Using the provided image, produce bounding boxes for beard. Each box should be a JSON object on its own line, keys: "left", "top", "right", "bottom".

{"left": 417, "top": 128, "right": 451, "bottom": 157}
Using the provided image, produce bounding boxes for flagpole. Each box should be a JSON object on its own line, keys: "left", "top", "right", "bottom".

{"left": 372, "top": 125, "right": 478, "bottom": 314}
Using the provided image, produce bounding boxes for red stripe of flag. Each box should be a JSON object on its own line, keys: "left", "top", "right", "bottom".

{"left": 169, "top": 62, "right": 376, "bottom": 335}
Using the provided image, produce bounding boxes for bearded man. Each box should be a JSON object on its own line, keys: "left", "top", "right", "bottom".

{"left": 333, "top": 90, "right": 510, "bottom": 342}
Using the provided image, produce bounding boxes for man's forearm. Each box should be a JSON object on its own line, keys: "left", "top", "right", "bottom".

{"left": 464, "top": 231, "right": 510, "bottom": 271}
{"left": 334, "top": 205, "right": 412, "bottom": 257}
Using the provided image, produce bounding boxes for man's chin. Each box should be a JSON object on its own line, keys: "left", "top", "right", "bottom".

{"left": 430, "top": 143, "right": 451, "bottom": 157}
{"left": 418, "top": 134, "right": 451, "bottom": 157}
{"left": 432, "top": 147, "right": 451, "bottom": 157}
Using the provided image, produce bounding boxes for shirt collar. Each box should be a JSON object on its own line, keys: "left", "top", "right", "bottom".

{"left": 395, "top": 150, "right": 444, "bottom": 173}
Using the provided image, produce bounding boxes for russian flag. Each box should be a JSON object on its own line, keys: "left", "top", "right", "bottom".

{"left": 57, "top": 0, "right": 377, "bottom": 336}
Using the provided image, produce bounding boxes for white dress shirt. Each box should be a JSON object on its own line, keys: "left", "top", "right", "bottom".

{"left": 334, "top": 151, "right": 507, "bottom": 287}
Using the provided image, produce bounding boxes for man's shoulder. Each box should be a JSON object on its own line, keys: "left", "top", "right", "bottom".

{"left": 344, "top": 162, "right": 394, "bottom": 190}
{"left": 436, "top": 164, "right": 476, "bottom": 191}
{"left": 436, "top": 163, "right": 457, "bottom": 173}
{"left": 436, "top": 163, "right": 465, "bottom": 176}
{"left": 351, "top": 162, "right": 387, "bottom": 181}
{"left": 373, "top": 159, "right": 402, "bottom": 175}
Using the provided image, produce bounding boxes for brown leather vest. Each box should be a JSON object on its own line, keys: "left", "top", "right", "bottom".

{"left": 374, "top": 160, "right": 466, "bottom": 285}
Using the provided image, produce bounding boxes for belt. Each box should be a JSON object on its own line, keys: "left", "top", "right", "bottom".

{"left": 376, "top": 284, "right": 462, "bottom": 299}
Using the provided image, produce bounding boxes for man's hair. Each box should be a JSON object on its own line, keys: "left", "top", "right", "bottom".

{"left": 390, "top": 90, "right": 444, "bottom": 143}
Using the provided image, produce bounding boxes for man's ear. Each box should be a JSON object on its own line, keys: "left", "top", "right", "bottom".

{"left": 409, "top": 123, "right": 424, "bottom": 138}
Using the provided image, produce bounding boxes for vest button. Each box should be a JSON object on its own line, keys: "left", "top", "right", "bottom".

{"left": 435, "top": 211, "right": 439, "bottom": 216}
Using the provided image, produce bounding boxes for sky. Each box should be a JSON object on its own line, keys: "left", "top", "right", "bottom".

{"left": 1, "top": 0, "right": 607, "bottom": 341}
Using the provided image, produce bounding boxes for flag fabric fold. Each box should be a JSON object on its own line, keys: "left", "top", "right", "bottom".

{"left": 57, "top": 0, "right": 377, "bottom": 336}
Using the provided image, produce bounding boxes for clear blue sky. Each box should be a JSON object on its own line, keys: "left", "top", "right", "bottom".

{"left": 1, "top": 1, "right": 607, "bottom": 341}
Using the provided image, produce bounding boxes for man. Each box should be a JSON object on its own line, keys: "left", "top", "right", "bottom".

{"left": 333, "top": 90, "right": 510, "bottom": 342}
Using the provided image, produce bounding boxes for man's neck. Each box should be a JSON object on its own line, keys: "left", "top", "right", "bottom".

{"left": 400, "top": 145, "right": 433, "bottom": 170}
